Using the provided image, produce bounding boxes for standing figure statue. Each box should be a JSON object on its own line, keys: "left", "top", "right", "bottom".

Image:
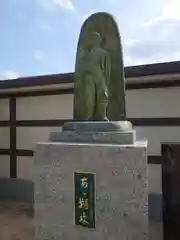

{"left": 74, "top": 12, "right": 127, "bottom": 121}
{"left": 75, "top": 32, "right": 110, "bottom": 121}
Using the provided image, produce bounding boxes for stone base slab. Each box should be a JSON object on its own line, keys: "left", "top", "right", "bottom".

{"left": 34, "top": 140, "right": 148, "bottom": 240}
{"left": 50, "top": 130, "right": 136, "bottom": 145}
{"left": 63, "top": 121, "right": 133, "bottom": 132}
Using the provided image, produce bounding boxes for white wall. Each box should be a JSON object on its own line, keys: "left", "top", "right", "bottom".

{"left": 17, "top": 127, "right": 62, "bottom": 150}
{"left": 126, "top": 87, "right": 180, "bottom": 117}
{"left": 16, "top": 94, "right": 73, "bottom": 120}
{"left": 14, "top": 88, "right": 175, "bottom": 188}
{"left": 17, "top": 156, "right": 33, "bottom": 180}
{"left": 0, "top": 99, "right": 9, "bottom": 177}
{"left": 136, "top": 126, "right": 180, "bottom": 155}
{"left": 0, "top": 156, "right": 10, "bottom": 177}
{"left": 0, "top": 99, "right": 9, "bottom": 121}
{"left": 1, "top": 87, "right": 179, "bottom": 189}
{"left": 0, "top": 127, "right": 10, "bottom": 149}
{"left": 15, "top": 87, "right": 180, "bottom": 156}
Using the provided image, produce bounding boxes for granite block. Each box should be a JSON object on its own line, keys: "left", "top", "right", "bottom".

{"left": 50, "top": 130, "right": 136, "bottom": 145}
{"left": 34, "top": 140, "right": 148, "bottom": 240}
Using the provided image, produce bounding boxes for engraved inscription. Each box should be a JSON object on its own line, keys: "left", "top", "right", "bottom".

{"left": 74, "top": 172, "right": 95, "bottom": 228}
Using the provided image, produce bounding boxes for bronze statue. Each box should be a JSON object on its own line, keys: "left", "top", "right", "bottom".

{"left": 74, "top": 12, "right": 126, "bottom": 121}
{"left": 75, "top": 31, "right": 110, "bottom": 121}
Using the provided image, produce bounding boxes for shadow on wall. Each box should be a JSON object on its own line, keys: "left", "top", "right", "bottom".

{"left": 0, "top": 178, "right": 162, "bottom": 222}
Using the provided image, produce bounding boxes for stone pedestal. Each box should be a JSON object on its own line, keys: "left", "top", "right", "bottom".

{"left": 34, "top": 122, "right": 148, "bottom": 240}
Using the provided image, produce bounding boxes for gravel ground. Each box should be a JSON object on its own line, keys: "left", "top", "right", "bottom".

{"left": 0, "top": 201, "right": 34, "bottom": 240}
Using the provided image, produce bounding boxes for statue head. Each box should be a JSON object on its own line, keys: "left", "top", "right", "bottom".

{"left": 90, "top": 32, "right": 102, "bottom": 48}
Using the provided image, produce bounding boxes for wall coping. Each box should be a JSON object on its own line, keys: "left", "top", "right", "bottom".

{"left": 0, "top": 61, "right": 180, "bottom": 94}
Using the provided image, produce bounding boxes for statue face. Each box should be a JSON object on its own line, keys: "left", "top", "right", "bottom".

{"left": 90, "top": 32, "right": 102, "bottom": 48}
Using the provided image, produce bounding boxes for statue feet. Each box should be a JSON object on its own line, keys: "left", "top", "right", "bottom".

{"left": 102, "top": 117, "right": 109, "bottom": 121}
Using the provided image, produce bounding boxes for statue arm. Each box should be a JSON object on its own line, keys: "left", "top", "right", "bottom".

{"left": 103, "top": 53, "right": 111, "bottom": 86}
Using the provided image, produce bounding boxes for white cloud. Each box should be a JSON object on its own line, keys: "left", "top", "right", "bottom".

{"left": 122, "top": 38, "right": 137, "bottom": 48}
{"left": 37, "top": 0, "right": 75, "bottom": 11}
{"left": 161, "top": 0, "right": 180, "bottom": 20}
{"left": 54, "top": 0, "right": 74, "bottom": 10}
{"left": 34, "top": 0, "right": 180, "bottom": 67}
{"left": 122, "top": 0, "right": 180, "bottom": 65}
{"left": 144, "top": 0, "right": 180, "bottom": 27}
{"left": 123, "top": 56, "right": 134, "bottom": 66}
{"left": 123, "top": 55, "right": 150, "bottom": 66}
{"left": 0, "top": 70, "right": 20, "bottom": 80}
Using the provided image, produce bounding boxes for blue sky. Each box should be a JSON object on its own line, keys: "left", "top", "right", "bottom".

{"left": 0, "top": 0, "right": 180, "bottom": 79}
